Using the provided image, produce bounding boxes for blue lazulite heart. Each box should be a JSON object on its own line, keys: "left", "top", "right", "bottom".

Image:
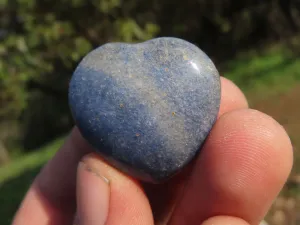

{"left": 69, "top": 37, "right": 221, "bottom": 183}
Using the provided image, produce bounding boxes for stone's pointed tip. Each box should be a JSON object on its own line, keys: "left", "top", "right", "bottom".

{"left": 69, "top": 37, "right": 221, "bottom": 183}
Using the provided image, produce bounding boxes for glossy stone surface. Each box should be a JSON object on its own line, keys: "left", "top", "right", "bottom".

{"left": 69, "top": 37, "right": 221, "bottom": 183}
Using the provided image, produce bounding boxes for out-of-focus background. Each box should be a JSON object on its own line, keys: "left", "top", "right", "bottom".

{"left": 0, "top": 0, "right": 300, "bottom": 224}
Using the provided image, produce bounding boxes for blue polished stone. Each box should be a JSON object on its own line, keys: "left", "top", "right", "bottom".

{"left": 69, "top": 37, "right": 221, "bottom": 183}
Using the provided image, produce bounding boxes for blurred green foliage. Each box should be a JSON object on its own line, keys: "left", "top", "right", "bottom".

{"left": 225, "top": 45, "right": 300, "bottom": 102}
{"left": 0, "top": 0, "right": 299, "bottom": 155}
{"left": 0, "top": 137, "right": 64, "bottom": 225}
{"left": 0, "top": 0, "right": 161, "bottom": 151}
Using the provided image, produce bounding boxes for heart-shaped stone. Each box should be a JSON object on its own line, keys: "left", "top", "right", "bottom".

{"left": 69, "top": 37, "right": 221, "bottom": 183}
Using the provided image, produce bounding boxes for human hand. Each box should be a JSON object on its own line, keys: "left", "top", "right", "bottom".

{"left": 12, "top": 77, "right": 293, "bottom": 225}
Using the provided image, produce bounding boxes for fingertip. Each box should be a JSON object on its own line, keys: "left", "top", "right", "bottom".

{"left": 205, "top": 109, "right": 293, "bottom": 222}
{"left": 218, "top": 77, "right": 248, "bottom": 117}
{"left": 170, "top": 108, "right": 293, "bottom": 225}
{"left": 76, "top": 161, "right": 110, "bottom": 225}
{"left": 81, "top": 153, "right": 154, "bottom": 225}
{"left": 201, "top": 216, "right": 249, "bottom": 225}
{"left": 218, "top": 108, "right": 293, "bottom": 175}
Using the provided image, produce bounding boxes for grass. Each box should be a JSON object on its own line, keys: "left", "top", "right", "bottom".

{"left": 0, "top": 138, "right": 64, "bottom": 225}
{"left": 0, "top": 42, "right": 300, "bottom": 225}
{"left": 223, "top": 45, "right": 300, "bottom": 103}
{"left": 0, "top": 138, "right": 64, "bottom": 183}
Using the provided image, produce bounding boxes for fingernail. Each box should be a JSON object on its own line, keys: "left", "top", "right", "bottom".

{"left": 79, "top": 161, "right": 110, "bottom": 184}
{"left": 77, "top": 161, "right": 110, "bottom": 225}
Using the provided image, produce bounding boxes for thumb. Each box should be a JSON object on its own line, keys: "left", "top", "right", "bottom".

{"left": 76, "top": 153, "right": 154, "bottom": 225}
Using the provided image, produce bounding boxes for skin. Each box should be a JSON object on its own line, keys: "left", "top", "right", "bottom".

{"left": 12, "top": 77, "right": 293, "bottom": 225}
